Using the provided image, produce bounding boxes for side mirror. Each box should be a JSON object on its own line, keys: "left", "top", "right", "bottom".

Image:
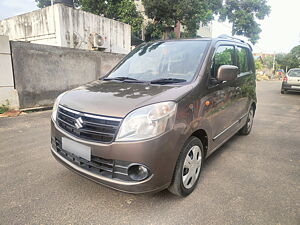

{"left": 217, "top": 65, "right": 238, "bottom": 81}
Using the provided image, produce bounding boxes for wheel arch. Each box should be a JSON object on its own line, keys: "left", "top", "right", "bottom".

{"left": 251, "top": 102, "right": 256, "bottom": 115}
{"left": 190, "top": 129, "right": 208, "bottom": 157}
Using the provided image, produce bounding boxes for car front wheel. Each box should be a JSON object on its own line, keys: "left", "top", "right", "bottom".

{"left": 168, "top": 137, "right": 204, "bottom": 197}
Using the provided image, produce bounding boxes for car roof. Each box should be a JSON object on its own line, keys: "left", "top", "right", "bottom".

{"left": 289, "top": 68, "right": 300, "bottom": 70}
{"left": 152, "top": 35, "right": 252, "bottom": 51}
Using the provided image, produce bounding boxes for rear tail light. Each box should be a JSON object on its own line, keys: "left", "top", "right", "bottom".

{"left": 283, "top": 76, "right": 288, "bottom": 82}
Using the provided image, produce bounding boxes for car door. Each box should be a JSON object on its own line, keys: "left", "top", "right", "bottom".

{"left": 203, "top": 44, "right": 240, "bottom": 147}
{"left": 234, "top": 45, "right": 256, "bottom": 119}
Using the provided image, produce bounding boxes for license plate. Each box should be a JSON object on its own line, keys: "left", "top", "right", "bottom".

{"left": 62, "top": 137, "right": 91, "bottom": 161}
{"left": 291, "top": 86, "right": 300, "bottom": 89}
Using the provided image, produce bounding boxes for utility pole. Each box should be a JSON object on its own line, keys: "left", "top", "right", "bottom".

{"left": 272, "top": 53, "right": 276, "bottom": 78}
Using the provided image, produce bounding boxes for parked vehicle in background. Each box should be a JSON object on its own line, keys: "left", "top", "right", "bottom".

{"left": 281, "top": 69, "right": 300, "bottom": 94}
{"left": 51, "top": 35, "right": 257, "bottom": 197}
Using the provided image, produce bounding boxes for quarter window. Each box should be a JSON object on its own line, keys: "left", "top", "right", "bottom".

{"left": 236, "top": 46, "right": 250, "bottom": 74}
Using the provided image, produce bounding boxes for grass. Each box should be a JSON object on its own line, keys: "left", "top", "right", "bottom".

{"left": 0, "top": 105, "right": 9, "bottom": 114}
{"left": 0, "top": 100, "right": 10, "bottom": 114}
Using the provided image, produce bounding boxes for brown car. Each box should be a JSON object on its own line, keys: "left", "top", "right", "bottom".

{"left": 51, "top": 36, "right": 256, "bottom": 196}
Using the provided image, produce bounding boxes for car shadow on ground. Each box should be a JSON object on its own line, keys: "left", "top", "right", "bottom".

{"left": 149, "top": 134, "right": 241, "bottom": 200}
{"left": 283, "top": 91, "right": 300, "bottom": 95}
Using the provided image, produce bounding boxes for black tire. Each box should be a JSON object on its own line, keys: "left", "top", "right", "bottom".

{"left": 168, "top": 136, "right": 204, "bottom": 197}
{"left": 239, "top": 106, "right": 255, "bottom": 135}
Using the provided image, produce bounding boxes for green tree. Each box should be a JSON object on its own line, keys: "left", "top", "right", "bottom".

{"left": 255, "top": 59, "right": 263, "bottom": 70}
{"left": 143, "top": 0, "right": 270, "bottom": 43}
{"left": 288, "top": 45, "right": 300, "bottom": 68}
{"left": 290, "top": 45, "right": 300, "bottom": 59}
{"left": 35, "top": 0, "right": 51, "bottom": 8}
{"left": 275, "top": 53, "right": 288, "bottom": 71}
{"left": 142, "top": 0, "right": 221, "bottom": 40}
{"left": 275, "top": 45, "right": 300, "bottom": 71}
{"left": 180, "top": 0, "right": 222, "bottom": 37}
{"left": 219, "top": 0, "right": 270, "bottom": 44}
{"left": 263, "top": 55, "right": 274, "bottom": 70}
{"left": 145, "top": 23, "right": 165, "bottom": 41}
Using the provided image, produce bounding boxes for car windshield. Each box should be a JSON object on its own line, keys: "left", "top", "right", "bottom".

{"left": 106, "top": 40, "right": 209, "bottom": 83}
{"left": 288, "top": 70, "right": 300, "bottom": 77}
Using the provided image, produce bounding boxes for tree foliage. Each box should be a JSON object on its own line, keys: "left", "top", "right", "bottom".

{"left": 276, "top": 45, "right": 300, "bottom": 71}
{"left": 35, "top": 0, "right": 51, "bottom": 8}
{"left": 275, "top": 53, "right": 289, "bottom": 70}
{"left": 35, "top": 0, "right": 80, "bottom": 8}
{"left": 142, "top": 0, "right": 222, "bottom": 39}
{"left": 36, "top": 0, "right": 271, "bottom": 44}
{"left": 263, "top": 55, "right": 274, "bottom": 70}
{"left": 219, "top": 0, "right": 270, "bottom": 44}
{"left": 255, "top": 59, "right": 263, "bottom": 70}
{"left": 142, "top": 0, "right": 270, "bottom": 43}
{"left": 288, "top": 45, "right": 300, "bottom": 68}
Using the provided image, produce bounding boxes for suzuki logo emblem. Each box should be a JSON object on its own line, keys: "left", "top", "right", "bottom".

{"left": 75, "top": 117, "right": 83, "bottom": 129}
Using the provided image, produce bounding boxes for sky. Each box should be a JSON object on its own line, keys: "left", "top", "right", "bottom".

{"left": 212, "top": 0, "right": 300, "bottom": 53}
{"left": 0, "top": 0, "right": 299, "bottom": 54}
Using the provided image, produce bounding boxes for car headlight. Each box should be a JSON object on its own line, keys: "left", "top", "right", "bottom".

{"left": 51, "top": 92, "right": 66, "bottom": 121}
{"left": 116, "top": 102, "right": 177, "bottom": 142}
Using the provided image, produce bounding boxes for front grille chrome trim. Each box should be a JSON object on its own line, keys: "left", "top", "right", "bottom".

{"left": 57, "top": 105, "right": 122, "bottom": 143}
{"left": 59, "top": 105, "right": 122, "bottom": 122}
{"left": 57, "top": 117, "right": 76, "bottom": 128}
{"left": 79, "top": 128, "right": 115, "bottom": 137}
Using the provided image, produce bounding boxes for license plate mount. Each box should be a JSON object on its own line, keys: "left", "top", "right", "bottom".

{"left": 62, "top": 137, "right": 91, "bottom": 161}
{"left": 291, "top": 86, "right": 300, "bottom": 89}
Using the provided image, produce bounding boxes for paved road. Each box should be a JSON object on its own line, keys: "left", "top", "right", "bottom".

{"left": 0, "top": 81, "right": 299, "bottom": 225}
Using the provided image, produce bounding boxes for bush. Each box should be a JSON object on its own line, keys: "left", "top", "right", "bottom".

{"left": 0, "top": 100, "right": 9, "bottom": 114}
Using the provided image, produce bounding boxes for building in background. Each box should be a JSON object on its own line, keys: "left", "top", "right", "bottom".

{"left": 0, "top": 3, "right": 131, "bottom": 54}
{"left": 134, "top": 0, "right": 151, "bottom": 41}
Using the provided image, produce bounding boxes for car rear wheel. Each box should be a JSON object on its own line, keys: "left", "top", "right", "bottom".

{"left": 168, "top": 137, "right": 204, "bottom": 197}
{"left": 239, "top": 106, "right": 254, "bottom": 135}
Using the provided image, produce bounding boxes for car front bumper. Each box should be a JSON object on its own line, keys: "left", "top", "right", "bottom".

{"left": 51, "top": 119, "right": 182, "bottom": 194}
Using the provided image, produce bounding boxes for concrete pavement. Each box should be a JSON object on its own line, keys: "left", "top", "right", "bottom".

{"left": 0, "top": 81, "right": 299, "bottom": 224}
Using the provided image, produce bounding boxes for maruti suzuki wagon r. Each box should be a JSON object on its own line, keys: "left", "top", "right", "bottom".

{"left": 51, "top": 36, "right": 256, "bottom": 196}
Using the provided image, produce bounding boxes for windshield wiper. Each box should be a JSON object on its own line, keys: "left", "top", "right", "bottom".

{"left": 150, "top": 78, "right": 187, "bottom": 85}
{"left": 103, "top": 76, "right": 138, "bottom": 81}
{"left": 103, "top": 77, "right": 145, "bottom": 83}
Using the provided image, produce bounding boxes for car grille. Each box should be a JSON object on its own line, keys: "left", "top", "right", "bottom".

{"left": 54, "top": 138, "right": 132, "bottom": 181}
{"left": 56, "top": 105, "right": 122, "bottom": 143}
